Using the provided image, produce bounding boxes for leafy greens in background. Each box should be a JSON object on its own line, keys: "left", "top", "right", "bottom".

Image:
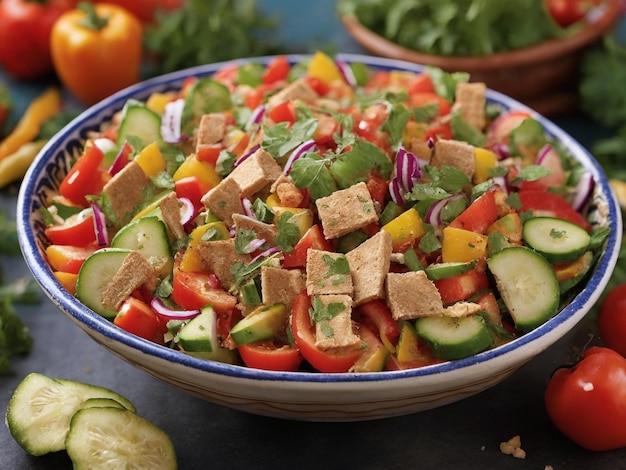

{"left": 0, "top": 210, "right": 37, "bottom": 375}
{"left": 143, "top": 0, "right": 281, "bottom": 76}
{"left": 337, "top": 0, "right": 566, "bottom": 56}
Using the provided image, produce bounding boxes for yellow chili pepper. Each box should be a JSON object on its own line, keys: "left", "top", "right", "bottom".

{"left": 0, "top": 140, "right": 47, "bottom": 188}
{"left": 51, "top": 2, "right": 142, "bottom": 105}
{"left": 0, "top": 87, "right": 61, "bottom": 161}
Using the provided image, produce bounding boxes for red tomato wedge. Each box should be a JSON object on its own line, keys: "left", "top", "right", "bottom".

{"left": 291, "top": 291, "right": 363, "bottom": 373}
{"left": 114, "top": 297, "right": 167, "bottom": 344}
{"left": 518, "top": 189, "right": 591, "bottom": 232}
{"left": 238, "top": 341, "right": 303, "bottom": 371}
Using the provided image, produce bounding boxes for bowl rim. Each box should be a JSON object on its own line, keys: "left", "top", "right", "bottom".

{"left": 340, "top": 0, "right": 622, "bottom": 71}
{"left": 17, "top": 53, "right": 623, "bottom": 385}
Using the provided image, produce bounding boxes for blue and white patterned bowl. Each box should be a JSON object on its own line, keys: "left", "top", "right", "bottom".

{"left": 17, "top": 54, "right": 622, "bottom": 421}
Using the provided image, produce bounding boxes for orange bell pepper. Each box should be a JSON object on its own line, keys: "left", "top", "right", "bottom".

{"left": 51, "top": 2, "right": 142, "bottom": 105}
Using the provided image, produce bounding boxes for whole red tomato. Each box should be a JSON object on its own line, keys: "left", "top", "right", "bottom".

{"left": 545, "top": 0, "right": 602, "bottom": 28}
{"left": 545, "top": 347, "right": 626, "bottom": 451}
{"left": 0, "top": 0, "right": 75, "bottom": 80}
{"left": 598, "top": 282, "right": 626, "bottom": 357}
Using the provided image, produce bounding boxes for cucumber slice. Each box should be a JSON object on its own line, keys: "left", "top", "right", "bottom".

{"left": 523, "top": 216, "right": 591, "bottom": 263}
{"left": 182, "top": 78, "right": 232, "bottom": 131}
{"left": 76, "top": 248, "right": 133, "bottom": 320}
{"left": 111, "top": 216, "right": 173, "bottom": 277}
{"left": 65, "top": 407, "right": 177, "bottom": 470}
{"left": 78, "top": 397, "right": 130, "bottom": 411}
{"left": 5, "top": 373, "right": 135, "bottom": 456}
{"left": 425, "top": 260, "right": 476, "bottom": 281}
{"left": 178, "top": 305, "right": 219, "bottom": 353}
{"left": 116, "top": 100, "right": 162, "bottom": 147}
{"left": 229, "top": 303, "right": 287, "bottom": 345}
{"left": 487, "top": 246, "right": 559, "bottom": 332}
{"left": 415, "top": 314, "right": 493, "bottom": 360}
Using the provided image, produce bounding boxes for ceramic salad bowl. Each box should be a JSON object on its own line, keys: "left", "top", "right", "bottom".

{"left": 17, "top": 54, "right": 622, "bottom": 421}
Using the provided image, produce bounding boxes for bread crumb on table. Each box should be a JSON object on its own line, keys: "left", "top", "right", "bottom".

{"left": 499, "top": 435, "right": 526, "bottom": 459}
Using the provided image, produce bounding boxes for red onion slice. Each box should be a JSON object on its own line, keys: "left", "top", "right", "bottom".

{"left": 108, "top": 141, "right": 132, "bottom": 176}
{"left": 91, "top": 203, "right": 109, "bottom": 247}
{"left": 283, "top": 139, "right": 317, "bottom": 175}
{"left": 570, "top": 172, "right": 594, "bottom": 211}
{"left": 241, "top": 198, "right": 256, "bottom": 219}
{"left": 389, "top": 178, "right": 405, "bottom": 206}
{"left": 336, "top": 60, "right": 357, "bottom": 87}
{"left": 178, "top": 197, "right": 195, "bottom": 226}
{"left": 250, "top": 245, "right": 280, "bottom": 264}
{"left": 425, "top": 194, "right": 466, "bottom": 230}
{"left": 151, "top": 297, "right": 199, "bottom": 321}
{"left": 245, "top": 105, "right": 266, "bottom": 131}
{"left": 234, "top": 143, "right": 260, "bottom": 167}
{"left": 161, "top": 98, "right": 185, "bottom": 144}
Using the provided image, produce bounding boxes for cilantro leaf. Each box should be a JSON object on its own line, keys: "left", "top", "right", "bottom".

{"left": 275, "top": 211, "right": 301, "bottom": 254}
{"left": 262, "top": 118, "right": 318, "bottom": 158}
{"left": 290, "top": 154, "right": 338, "bottom": 200}
{"left": 234, "top": 228, "right": 260, "bottom": 254}
{"left": 330, "top": 138, "right": 393, "bottom": 189}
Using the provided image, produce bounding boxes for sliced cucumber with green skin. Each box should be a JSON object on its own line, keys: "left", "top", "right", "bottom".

{"left": 229, "top": 303, "right": 287, "bottom": 345}
{"left": 488, "top": 246, "right": 559, "bottom": 333}
{"left": 65, "top": 407, "right": 177, "bottom": 470}
{"left": 523, "top": 216, "right": 591, "bottom": 263}
{"left": 179, "top": 305, "right": 219, "bottom": 353}
{"left": 116, "top": 100, "right": 162, "bottom": 147}
{"left": 78, "top": 397, "right": 130, "bottom": 411}
{"left": 415, "top": 314, "right": 493, "bottom": 360}
{"left": 111, "top": 216, "right": 173, "bottom": 277}
{"left": 5, "top": 373, "right": 135, "bottom": 456}
{"left": 183, "top": 78, "right": 232, "bottom": 131}
{"left": 76, "top": 248, "right": 132, "bottom": 320}
{"left": 425, "top": 260, "right": 476, "bottom": 281}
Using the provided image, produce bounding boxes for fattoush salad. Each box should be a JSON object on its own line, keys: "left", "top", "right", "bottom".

{"left": 41, "top": 52, "right": 609, "bottom": 373}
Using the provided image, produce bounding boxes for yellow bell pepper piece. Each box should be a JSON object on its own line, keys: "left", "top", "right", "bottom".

{"left": 146, "top": 92, "right": 178, "bottom": 114}
{"left": 135, "top": 142, "right": 166, "bottom": 177}
{"left": 173, "top": 153, "right": 222, "bottom": 188}
{"left": 473, "top": 148, "right": 498, "bottom": 184}
{"left": 307, "top": 51, "right": 343, "bottom": 84}
{"left": 53, "top": 271, "right": 78, "bottom": 296}
{"left": 265, "top": 193, "right": 281, "bottom": 209}
{"left": 0, "top": 87, "right": 61, "bottom": 161}
{"left": 396, "top": 321, "right": 422, "bottom": 363}
{"left": 441, "top": 226, "right": 488, "bottom": 263}
{"left": 382, "top": 208, "right": 426, "bottom": 250}
{"left": 180, "top": 222, "right": 230, "bottom": 272}
{"left": 272, "top": 207, "right": 313, "bottom": 239}
{"left": 0, "top": 140, "right": 47, "bottom": 188}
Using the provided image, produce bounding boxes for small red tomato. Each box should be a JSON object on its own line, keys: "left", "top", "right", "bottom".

{"left": 545, "top": 0, "right": 601, "bottom": 28}
{"left": 0, "top": 0, "right": 73, "bottom": 80}
{"left": 598, "top": 282, "right": 626, "bottom": 358}
{"left": 545, "top": 347, "right": 626, "bottom": 451}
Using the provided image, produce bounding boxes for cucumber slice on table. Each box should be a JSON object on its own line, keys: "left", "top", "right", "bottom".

{"left": 75, "top": 247, "right": 132, "bottom": 320}
{"left": 65, "top": 407, "right": 177, "bottom": 470}
{"left": 5, "top": 373, "right": 135, "bottom": 456}
{"left": 415, "top": 314, "right": 493, "bottom": 360}
{"left": 487, "top": 246, "right": 559, "bottom": 333}
{"left": 523, "top": 216, "right": 591, "bottom": 263}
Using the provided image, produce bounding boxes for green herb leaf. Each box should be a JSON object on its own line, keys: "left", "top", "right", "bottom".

{"left": 275, "top": 211, "right": 301, "bottom": 253}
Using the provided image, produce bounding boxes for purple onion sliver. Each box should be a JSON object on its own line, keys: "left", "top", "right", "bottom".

{"left": 250, "top": 245, "right": 280, "bottom": 264}
{"left": 535, "top": 144, "right": 553, "bottom": 166}
{"left": 389, "top": 178, "right": 405, "bottom": 206}
{"left": 243, "top": 238, "right": 267, "bottom": 254}
{"left": 91, "top": 203, "right": 109, "bottom": 247}
{"left": 160, "top": 98, "right": 185, "bottom": 144}
{"left": 492, "top": 175, "right": 509, "bottom": 196}
{"left": 245, "top": 104, "right": 266, "bottom": 131}
{"left": 241, "top": 197, "right": 256, "bottom": 219}
{"left": 571, "top": 172, "right": 594, "bottom": 211}
{"left": 151, "top": 297, "right": 199, "bottom": 321}
{"left": 283, "top": 139, "right": 317, "bottom": 175}
{"left": 335, "top": 60, "right": 357, "bottom": 87}
{"left": 108, "top": 143, "right": 128, "bottom": 176}
{"left": 234, "top": 143, "right": 260, "bottom": 167}
{"left": 178, "top": 197, "right": 195, "bottom": 226}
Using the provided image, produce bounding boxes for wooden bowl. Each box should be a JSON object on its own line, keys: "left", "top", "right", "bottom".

{"left": 341, "top": 0, "right": 622, "bottom": 115}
